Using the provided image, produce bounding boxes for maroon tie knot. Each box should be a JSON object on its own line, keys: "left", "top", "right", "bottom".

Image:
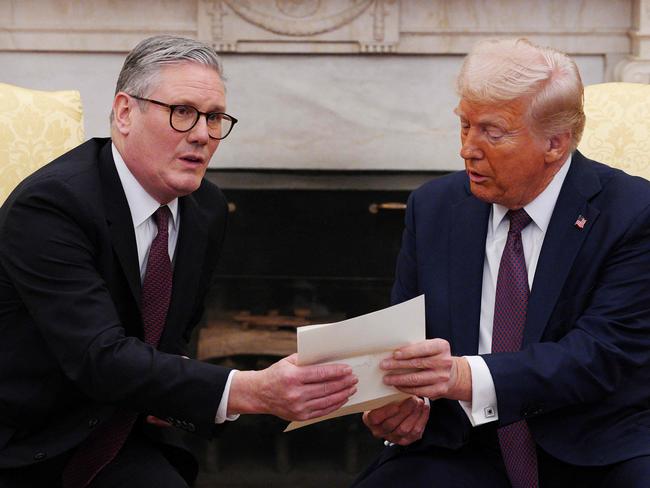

{"left": 153, "top": 205, "right": 171, "bottom": 235}
{"left": 507, "top": 208, "right": 532, "bottom": 235}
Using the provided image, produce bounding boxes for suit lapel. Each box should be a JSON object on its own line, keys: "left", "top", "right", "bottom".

{"left": 160, "top": 192, "right": 208, "bottom": 347}
{"left": 523, "top": 151, "right": 602, "bottom": 345}
{"left": 449, "top": 182, "right": 491, "bottom": 356}
{"left": 99, "top": 142, "right": 141, "bottom": 306}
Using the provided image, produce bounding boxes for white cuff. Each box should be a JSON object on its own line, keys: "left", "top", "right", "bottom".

{"left": 458, "top": 356, "right": 498, "bottom": 427}
{"left": 215, "top": 370, "right": 240, "bottom": 424}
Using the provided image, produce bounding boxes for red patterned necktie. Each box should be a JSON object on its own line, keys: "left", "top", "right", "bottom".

{"left": 491, "top": 208, "right": 538, "bottom": 488}
{"left": 62, "top": 206, "right": 173, "bottom": 488}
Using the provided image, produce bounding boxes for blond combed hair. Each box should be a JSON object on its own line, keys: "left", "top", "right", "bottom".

{"left": 457, "top": 38, "right": 585, "bottom": 150}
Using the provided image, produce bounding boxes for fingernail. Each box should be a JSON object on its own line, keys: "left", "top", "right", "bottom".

{"left": 394, "top": 350, "right": 402, "bottom": 359}
{"left": 343, "top": 366, "right": 353, "bottom": 374}
{"left": 380, "top": 359, "right": 389, "bottom": 368}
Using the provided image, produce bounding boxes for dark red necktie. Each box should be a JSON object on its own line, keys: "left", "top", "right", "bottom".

{"left": 62, "top": 206, "right": 172, "bottom": 488}
{"left": 491, "top": 209, "right": 538, "bottom": 488}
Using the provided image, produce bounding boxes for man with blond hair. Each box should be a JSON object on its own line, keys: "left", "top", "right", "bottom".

{"left": 354, "top": 38, "right": 650, "bottom": 487}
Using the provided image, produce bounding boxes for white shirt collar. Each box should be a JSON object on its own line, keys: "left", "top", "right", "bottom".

{"left": 111, "top": 143, "right": 179, "bottom": 229}
{"left": 490, "top": 153, "right": 572, "bottom": 234}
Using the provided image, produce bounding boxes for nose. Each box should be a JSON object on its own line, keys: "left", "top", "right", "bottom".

{"left": 187, "top": 114, "right": 211, "bottom": 145}
{"left": 459, "top": 129, "right": 484, "bottom": 161}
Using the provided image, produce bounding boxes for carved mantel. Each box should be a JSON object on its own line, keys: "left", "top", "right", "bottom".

{"left": 0, "top": 0, "right": 644, "bottom": 171}
{"left": 0, "top": 0, "right": 636, "bottom": 58}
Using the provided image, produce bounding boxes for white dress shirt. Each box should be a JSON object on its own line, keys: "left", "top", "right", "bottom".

{"left": 459, "top": 155, "right": 572, "bottom": 426}
{"left": 111, "top": 144, "right": 237, "bottom": 424}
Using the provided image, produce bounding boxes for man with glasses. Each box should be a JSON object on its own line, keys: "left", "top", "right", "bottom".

{"left": 0, "top": 35, "right": 356, "bottom": 488}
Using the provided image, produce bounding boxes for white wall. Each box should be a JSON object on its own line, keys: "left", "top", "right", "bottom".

{"left": 0, "top": 0, "right": 639, "bottom": 171}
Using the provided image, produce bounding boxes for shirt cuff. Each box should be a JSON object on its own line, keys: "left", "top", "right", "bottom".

{"left": 215, "top": 370, "right": 240, "bottom": 424}
{"left": 458, "top": 355, "right": 498, "bottom": 427}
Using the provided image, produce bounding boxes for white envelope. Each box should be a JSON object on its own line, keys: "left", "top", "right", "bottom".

{"left": 285, "top": 295, "right": 425, "bottom": 431}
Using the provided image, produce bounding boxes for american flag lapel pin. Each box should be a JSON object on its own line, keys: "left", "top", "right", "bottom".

{"left": 574, "top": 214, "right": 587, "bottom": 230}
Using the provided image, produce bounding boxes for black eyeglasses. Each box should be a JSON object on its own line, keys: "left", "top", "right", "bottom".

{"left": 128, "top": 94, "right": 238, "bottom": 140}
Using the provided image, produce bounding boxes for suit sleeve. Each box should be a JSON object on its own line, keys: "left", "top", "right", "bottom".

{"left": 391, "top": 192, "right": 420, "bottom": 304}
{"left": 0, "top": 178, "right": 227, "bottom": 438}
{"left": 484, "top": 203, "right": 650, "bottom": 426}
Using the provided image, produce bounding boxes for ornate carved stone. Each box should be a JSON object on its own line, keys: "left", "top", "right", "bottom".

{"left": 614, "top": 0, "right": 650, "bottom": 81}
{"left": 615, "top": 58, "right": 650, "bottom": 82}
{"left": 197, "top": 0, "right": 400, "bottom": 53}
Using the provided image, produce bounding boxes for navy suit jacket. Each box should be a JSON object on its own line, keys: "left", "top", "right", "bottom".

{"left": 392, "top": 151, "right": 650, "bottom": 465}
{"left": 0, "top": 138, "right": 230, "bottom": 475}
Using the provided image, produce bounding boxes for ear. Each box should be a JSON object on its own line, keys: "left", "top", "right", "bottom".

{"left": 112, "top": 92, "right": 134, "bottom": 136}
{"left": 544, "top": 131, "right": 571, "bottom": 164}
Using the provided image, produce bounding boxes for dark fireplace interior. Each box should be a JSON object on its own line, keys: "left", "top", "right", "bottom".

{"left": 192, "top": 169, "right": 439, "bottom": 487}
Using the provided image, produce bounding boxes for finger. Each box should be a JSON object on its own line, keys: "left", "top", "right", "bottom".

{"left": 299, "top": 375, "right": 358, "bottom": 402}
{"left": 290, "top": 385, "right": 356, "bottom": 421}
{"left": 364, "top": 399, "right": 417, "bottom": 440}
{"left": 398, "top": 401, "right": 430, "bottom": 445}
{"left": 394, "top": 398, "right": 425, "bottom": 434}
{"left": 384, "top": 369, "right": 450, "bottom": 388}
{"left": 393, "top": 339, "right": 449, "bottom": 361}
{"left": 299, "top": 362, "right": 354, "bottom": 384}
{"left": 375, "top": 398, "right": 418, "bottom": 436}
{"left": 365, "top": 402, "right": 401, "bottom": 426}
{"left": 306, "top": 396, "right": 352, "bottom": 420}
{"left": 387, "top": 400, "right": 430, "bottom": 445}
{"left": 284, "top": 353, "right": 299, "bottom": 365}
{"left": 302, "top": 385, "right": 357, "bottom": 415}
{"left": 381, "top": 354, "right": 453, "bottom": 372}
{"left": 393, "top": 385, "right": 444, "bottom": 398}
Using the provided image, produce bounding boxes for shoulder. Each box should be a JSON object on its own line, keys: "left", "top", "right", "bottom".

{"left": 573, "top": 152, "right": 650, "bottom": 214}
{"left": 6, "top": 138, "right": 109, "bottom": 202}
{"left": 1, "top": 138, "right": 111, "bottom": 222}
{"left": 409, "top": 170, "right": 471, "bottom": 209}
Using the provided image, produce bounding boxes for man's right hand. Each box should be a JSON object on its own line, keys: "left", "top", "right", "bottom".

{"left": 227, "top": 353, "right": 358, "bottom": 421}
{"left": 362, "top": 396, "right": 429, "bottom": 446}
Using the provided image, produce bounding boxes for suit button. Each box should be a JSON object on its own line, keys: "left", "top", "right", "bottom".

{"left": 88, "top": 418, "right": 99, "bottom": 428}
{"left": 34, "top": 451, "right": 47, "bottom": 461}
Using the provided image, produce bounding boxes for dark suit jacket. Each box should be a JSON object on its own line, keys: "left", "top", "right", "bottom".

{"left": 0, "top": 138, "right": 231, "bottom": 474}
{"left": 391, "top": 151, "right": 650, "bottom": 466}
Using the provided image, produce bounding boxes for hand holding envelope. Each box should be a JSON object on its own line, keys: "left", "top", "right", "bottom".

{"left": 285, "top": 295, "right": 426, "bottom": 431}
{"left": 381, "top": 338, "right": 472, "bottom": 402}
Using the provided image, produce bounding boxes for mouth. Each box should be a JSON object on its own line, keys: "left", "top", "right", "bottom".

{"left": 466, "top": 169, "right": 488, "bottom": 183}
{"left": 179, "top": 154, "right": 206, "bottom": 165}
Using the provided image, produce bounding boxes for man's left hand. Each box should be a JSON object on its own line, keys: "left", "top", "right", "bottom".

{"left": 381, "top": 338, "right": 472, "bottom": 402}
{"left": 363, "top": 396, "right": 429, "bottom": 446}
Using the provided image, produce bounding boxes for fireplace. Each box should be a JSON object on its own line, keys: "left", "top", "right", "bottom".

{"left": 193, "top": 169, "right": 440, "bottom": 487}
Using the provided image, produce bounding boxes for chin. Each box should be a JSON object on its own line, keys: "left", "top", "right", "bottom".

{"left": 169, "top": 177, "right": 203, "bottom": 198}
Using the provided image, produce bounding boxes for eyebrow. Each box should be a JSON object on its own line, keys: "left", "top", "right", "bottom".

{"left": 174, "top": 100, "right": 226, "bottom": 113}
{"left": 453, "top": 108, "right": 508, "bottom": 129}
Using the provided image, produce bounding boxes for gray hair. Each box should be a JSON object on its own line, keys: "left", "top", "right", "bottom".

{"left": 111, "top": 35, "right": 223, "bottom": 121}
{"left": 456, "top": 38, "right": 585, "bottom": 151}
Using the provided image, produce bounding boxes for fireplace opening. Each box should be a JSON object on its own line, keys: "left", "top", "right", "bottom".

{"left": 193, "top": 169, "right": 439, "bottom": 487}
